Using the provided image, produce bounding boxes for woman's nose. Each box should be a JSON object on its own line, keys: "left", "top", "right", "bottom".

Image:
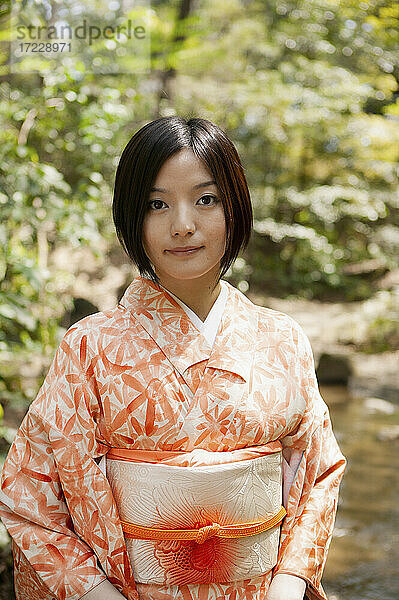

{"left": 170, "top": 205, "right": 196, "bottom": 236}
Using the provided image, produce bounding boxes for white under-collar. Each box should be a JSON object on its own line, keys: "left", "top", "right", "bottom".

{"left": 160, "top": 281, "right": 228, "bottom": 349}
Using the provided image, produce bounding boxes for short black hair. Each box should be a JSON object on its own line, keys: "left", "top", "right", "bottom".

{"left": 112, "top": 116, "right": 252, "bottom": 285}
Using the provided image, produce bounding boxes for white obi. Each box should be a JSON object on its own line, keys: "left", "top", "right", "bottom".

{"left": 103, "top": 447, "right": 284, "bottom": 585}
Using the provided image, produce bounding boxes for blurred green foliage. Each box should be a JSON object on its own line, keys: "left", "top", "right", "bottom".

{"left": 0, "top": 0, "right": 398, "bottom": 420}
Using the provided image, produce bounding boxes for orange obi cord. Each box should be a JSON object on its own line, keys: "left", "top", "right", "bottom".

{"left": 120, "top": 506, "right": 287, "bottom": 544}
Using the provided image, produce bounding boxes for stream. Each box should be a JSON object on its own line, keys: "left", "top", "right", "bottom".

{"left": 322, "top": 385, "right": 399, "bottom": 600}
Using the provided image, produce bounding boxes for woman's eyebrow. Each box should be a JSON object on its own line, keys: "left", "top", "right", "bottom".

{"left": 193, "top": 180, "right": 217, "bottom": 190}
{"left": 150, "top": 180, "right": 217, "bottom": 193}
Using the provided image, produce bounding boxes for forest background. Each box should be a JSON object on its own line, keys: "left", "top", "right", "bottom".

{"left": 0, "top": 0, "right": 398, "bottom": 598}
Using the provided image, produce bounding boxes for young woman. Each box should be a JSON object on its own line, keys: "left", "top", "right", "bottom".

{"left": 0, "top": 116, "right": 346, "bottom": 600}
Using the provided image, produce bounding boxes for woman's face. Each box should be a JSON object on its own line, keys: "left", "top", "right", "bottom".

{"left": 142, "top": 148, "right": 227, "bottom": 287}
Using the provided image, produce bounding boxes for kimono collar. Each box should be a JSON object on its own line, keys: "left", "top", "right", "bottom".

{"left": 118, "top": 276, "right": 257, "bottom": 383}
{"left": 159, "top": 281, "right": 228, "bottom": 348}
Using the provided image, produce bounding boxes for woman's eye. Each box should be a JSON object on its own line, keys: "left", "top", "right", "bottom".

{"left": 197, "top": 194, "right": 218, "bottom": 206}
{"left": 148, "top": 199, "right": 166, "bottom": 210}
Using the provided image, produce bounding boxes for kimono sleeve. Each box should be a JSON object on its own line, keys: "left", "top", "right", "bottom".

{"left": 273, "top": 323, "right": 347, "bottom": 600}
{"left": 0, "top": 325, "right": 110, "bottom": 600}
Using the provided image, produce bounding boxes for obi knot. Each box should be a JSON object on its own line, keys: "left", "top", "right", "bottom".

{"left": 195, "top": 523, "right": 221, "bottom": 544}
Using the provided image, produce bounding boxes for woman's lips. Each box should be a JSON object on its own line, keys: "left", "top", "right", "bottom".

{"left": 166, "top": 246, "right": 203, "bottom": 255}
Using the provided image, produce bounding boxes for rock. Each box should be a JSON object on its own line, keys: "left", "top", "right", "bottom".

{"left": 349, "top": 377, "right": 399, "bottom": 405}
{"left": 61, "top": 297, "right": 99, "bottom": 328}
{"left": 316, "top": 353, "right": 353, "bottom": 385}
{"left": 377, "top": 425, "right": 399, "bottom": 442}
{"left": 332, "top": 527, "right": 350, "bottom": 538}
{"left": 364, "top": 397, "right": 397, "bottom": 415}
{"left": 376, "top": 268, "right": 399, "bottom": 291}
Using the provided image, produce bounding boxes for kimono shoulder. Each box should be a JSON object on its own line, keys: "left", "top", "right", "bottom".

{"left": 232, "top": 285, "right": 317, "bottom": 361}
{"left": 29, "top": 303, "right": 146, "bottom": 418}
{"left": 252, "top": 301, "right": 329, "bottom": 426}
{"left": 25, "top": 308, "right": 131, "bottom": 455}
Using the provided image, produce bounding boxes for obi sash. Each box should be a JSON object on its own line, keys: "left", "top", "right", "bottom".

{"left": 104, "top": 444, "right": 286, "bottom": 585}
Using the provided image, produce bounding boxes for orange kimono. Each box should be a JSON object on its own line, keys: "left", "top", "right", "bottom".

{"left": 0, "top": 276, "right": 346, "bottom": 600}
